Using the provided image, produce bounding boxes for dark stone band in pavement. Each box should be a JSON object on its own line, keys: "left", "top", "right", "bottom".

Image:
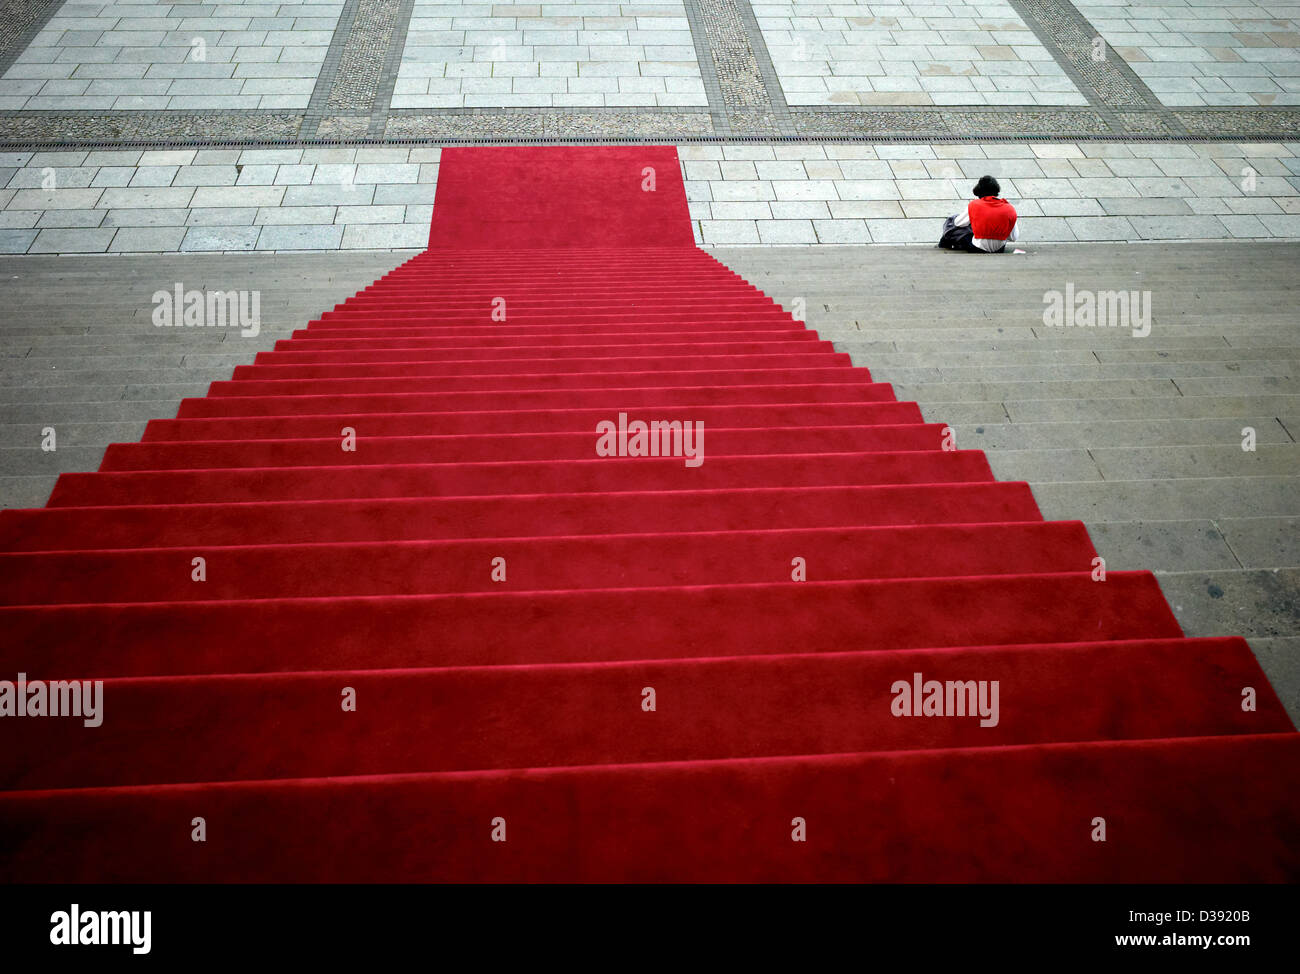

{"left": 1010, "top": 0, "right": 1166, "bottom": 112}
{"left": 1, "top": 105, "right": 1297, "bottom": 146}
{"left": 0, "top": 0, "right": 64, "bottom": 79}
{"left": 303, "top": 0, "right": 418, "bottom": 139}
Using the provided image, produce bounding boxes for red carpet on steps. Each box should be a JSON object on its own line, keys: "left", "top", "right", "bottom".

{"left": 0, "top": 146, "right": 1296, "bottom": 883}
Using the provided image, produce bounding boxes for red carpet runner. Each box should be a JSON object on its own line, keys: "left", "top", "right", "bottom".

{"left": 0, "top": 146, "right": 1296, "bottom": 882}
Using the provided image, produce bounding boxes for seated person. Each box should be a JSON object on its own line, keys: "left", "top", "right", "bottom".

{"left": 938, "top": 176, "right": 1019, "bottom": 253}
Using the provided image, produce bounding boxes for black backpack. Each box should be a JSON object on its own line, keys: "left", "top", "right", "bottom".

{"left": 938, "top": 213, "right": 975, "bottom": 251}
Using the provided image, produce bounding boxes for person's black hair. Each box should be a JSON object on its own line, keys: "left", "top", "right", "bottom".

{"left": 973, "top": 175, "right": 1000, "bottom": 197}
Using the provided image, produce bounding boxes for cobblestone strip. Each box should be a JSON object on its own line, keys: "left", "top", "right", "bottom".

{"left": 683, "top": 0, "right": 794, "bottom": 135}
{"left": 0, "top": 105, "right": 1296, "bottom": 145}
{"left": 796, "top": 107, "right": 1114, "bottom": 139}
{"left": 303, "top": 0, "right": 367, "bottom": 138}
{"left": 384, "top": 108, "right": 715, "bottom": 140}
{"left": 1178, "top": 110, "right": 1300, "bottom": 140}
{"left": 303, "top": 0, "right": 416, "bottom": 139}
{"left": 366, "top": 0, "right": 417, "bottom": 138}
{"left": 0, "top": 0, "right": 65, "bottom": 79}
{"left": 336, "top": 0, "right": 405, "bottom": 114}
{"left": 730, "top": 0, "right": 796, "bottom": 134}
{"left": 680, "top": 0, "right": 732, "bottom": 134}
{"left": 0, "top": 111, "right": 305, "bottom": 143}
{"left": 1009, "top": 0, "right": 1188, "bottom": 134}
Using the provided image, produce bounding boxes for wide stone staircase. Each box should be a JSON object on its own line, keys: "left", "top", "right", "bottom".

{"left": 720, "top": 241, "right": 1300, "bottom": 723}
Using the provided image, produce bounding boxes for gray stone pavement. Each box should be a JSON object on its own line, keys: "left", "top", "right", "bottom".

{"left": 755, "top": 0, "right": 1089, "bottom": 107}
{"left": 1, "top": 0, "right": 1298, "bottom": 139}
{"left": 393, "top": 0, "right": 709, "bottom": 108}
{"left": 2, "top": 139, "right": 1299, "bottom": 254}
{"left": 0, "top": 144, "right": 437, "bottom": 255}
{"left": 0, "top": 1, "right": 346, "bottom": 112}
{"left": 1, "top": 242, "right": 1296, "bottom": 723}
{"left": 1077, "top": 0, "right": 1300, "bottom": 108}
{"left": 682, "top": 139, "right": 1300, "bottom": 244}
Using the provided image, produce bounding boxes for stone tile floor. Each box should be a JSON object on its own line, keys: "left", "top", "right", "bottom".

{"left": 0, "top": 0, "right": 345, "bottom": 111}
{"left": 754, "top": 0, "right": 1089, "bottom": 106}
{"left": 0, "top": 145, "right": 436, "bottom": 253}
{"left": 3, "top": 140, "right": 1296, "bottom": 252}
{"left": 1, "top": 0, "right": 1298, "bottom": 137}
{"left": 1076, "top": 0, "right": 1300, "bottom": 108}
{"left": 682, "top": 140, "right": 1300, "bottom": 244}
{"left": 392, "top": 0, "right": 708, "bottom": 108}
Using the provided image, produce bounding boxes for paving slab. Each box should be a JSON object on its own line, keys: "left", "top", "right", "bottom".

{"left": 1083, "top": 520, "right": 1242, "bottom": 574}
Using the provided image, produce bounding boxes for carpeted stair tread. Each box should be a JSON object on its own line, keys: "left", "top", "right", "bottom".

{"left": 0, "top": 521, "right": 1094, "bottom": 603}
{"left": 2, "top": 734, "right": 1296, "bottom": 883}
{"left": 102, "top": 425, "right": 949, "bottom": 470}
{"left": 174, "top": 382, "right": 905, "bottom": 417}
{"left": 48, "top": 450, "right": 997, "bottom": 506}
{"left": 139, "top": 401, "right": 926, "bottom": 440}
{"left": 1, "top": 639, "right": 1287, "bottom": 791}
{"left": 0, "top": 572, "right": 1183, "bottom": 678}
{"left": 0, "top": 482, "right": 1043, "bottom": 551}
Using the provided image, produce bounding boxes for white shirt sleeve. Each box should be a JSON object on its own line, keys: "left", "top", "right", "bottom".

{"left": 1008, "top": 220, "right": 1019, "bottom": 242}
{"left": 952, "top": 208, "right": 971, "bottom": 228}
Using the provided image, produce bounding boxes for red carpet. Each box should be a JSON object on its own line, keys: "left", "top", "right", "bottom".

{"left": 0, "top": 145, "right": 1296, "bottom": 883}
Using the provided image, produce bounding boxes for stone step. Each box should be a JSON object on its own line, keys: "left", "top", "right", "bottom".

{"left": 765, "top": 274, "right": 1300, "bottom": 291}
{"left": 0, "top": 383, "right": 208, "bottom": 404}
{"left": 14, "top": 349, "right": 268, "bottom": 365}
{"left": 2, "top": 323, "right": 298, "bottom": 335}
{"left": 0, "top": 401, "right": 189, "bottom": 423}
{"left": 815, "top": 326, "right": 1300, "bottom": 344}
{"left": 0, "top": 367, "right": 263, "bottom": 387}
{"left": 0, "top": 325, "right": 294, "bottom": 339}
{"left": 868, "top": 362, "right": 1294, "bottom": 382}
{"left": 952, "top": 418, "right": 1293, "bottom": 450}
{"left": 1157, "top": 568, "right": 1299, "bottom": 641}
{"left": 1246, "top": 636, "right": 1300, "bottom": 723}
{"left": 898, "top": 376, "right": 1295, "bottom": 402}
{"left": 815, "top": 318, "right": 1300, "bottom": 333}
{"left": 819, "top": 336, "right": 1300, "bottom": 354}
{"left": 0, "top": 446, "right": 106, "bottom": 478}
{"left": 1032, "top": 476, "right": 1300, "bottom": 521}
{"left": 896, "top": 378, "right": 1182, "bottom": 401}
{"left": 811, "top": 303, "right": 1299, "bottom": 321}
{"left": 0, "top": 422, "right": 147, "bottom": 448}
{"left": 834, "top": 346, "right": 1300, "bottom": 366}
{"left": 987, "top": 450, "right": 1103, "bottom": 482}
{"left": 986, "top": 396, "right": 1299, "bottom": 424}
{"left": 1091, "top": 444, "right": 1298, "bottom": 480}
{"left": 1216, "top": 516, "right": 1300, "bottom": 570}
{"left": 751, "top": 272, "right": 1298, "bottom": 290}
{"left": 989, "top": 444, "right": 1298, "bottom": 483}
{"left": 2, "top": 333, "right": 240, "bottom": 348}
{"left": 0, "top": 475, "right": 56, "bottom": 509}
{"left": 1084, "top": 519, "right": 1242, "bottom": 573}
{"left": 1, "top": 355, "right": 247, "bottom": 372}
